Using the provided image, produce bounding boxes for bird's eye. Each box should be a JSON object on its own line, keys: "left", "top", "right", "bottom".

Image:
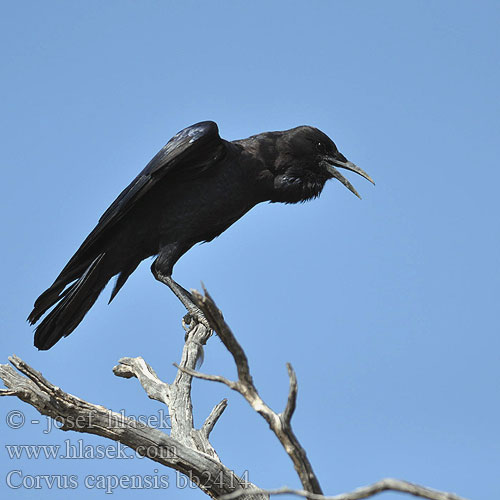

{"left": 316, "top": 141, "right": 325, "bottom": 152}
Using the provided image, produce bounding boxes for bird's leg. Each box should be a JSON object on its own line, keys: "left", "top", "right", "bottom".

{"left": 151, "top": 249, "right": 211, "bottom": 330}
{"left": 153, "top": 270, "right": 210, "bottom": 330}
{"left": 164, "top": 276, "right": 208, "bottom": 329}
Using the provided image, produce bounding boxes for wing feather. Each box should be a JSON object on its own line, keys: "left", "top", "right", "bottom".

{"left": 58, "top": 120, "right": 225, "bottom": 276}
{"left": 98, "top": 120, "right": 224, "bottom": 229}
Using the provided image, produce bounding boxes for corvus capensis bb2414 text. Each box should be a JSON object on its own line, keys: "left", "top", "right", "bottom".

{"left": 28, "top": 121, "right": 374, "bottom": 349}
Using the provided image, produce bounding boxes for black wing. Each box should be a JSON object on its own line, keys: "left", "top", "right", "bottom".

{"left": 29, "top": 121, "right": 226, "bottom": 326}
{"left": 66, "top": 120, "right": 225, "bottom": 262}
{"left": 90, "top": 120, "right": 224, "bottom": 248}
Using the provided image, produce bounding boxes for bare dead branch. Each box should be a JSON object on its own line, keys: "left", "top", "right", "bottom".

{"left": 1, "top": 287, "right": 467, "bottom": 500}
{"left": 194, "top": 284, "right": 253, "bottom": 387}
{"left": 166, "top": 322, "right": 210, "bottom": 447}
{"left": 1, "top": 346, "right": 265, "bottom": 499}
{"left": 201, "top": 399, "right": 229, "bottom": 438}
{"left": 218, "top": 479, "right": 467, "bottom": 500}
{"left": 0, "top": 356, "right": 248, "bottom": 498}
{"left": 281, "top": 363, "right": 298, "bottom": 425}
{"left": 174, "top": 363, "right": 239, "bottom": 390}
{"left": 113, "top": 355, "right": 170, "bottom": 404}
{"left": 192, "top": 287, "right": 323, "bottom": 496}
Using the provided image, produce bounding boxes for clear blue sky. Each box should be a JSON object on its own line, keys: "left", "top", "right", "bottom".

{"left": 1, "top": 1, "right": 499, "bottom": 499}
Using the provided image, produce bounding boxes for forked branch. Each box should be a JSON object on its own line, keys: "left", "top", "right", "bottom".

{"left": 183, "top": 287, "right": 323, "bottom": 495}
{"left": 0, "top": 326, "right": 264, "bottom": 500}
{"left": 0, "top": 286, "right": 466, "bottom": 500}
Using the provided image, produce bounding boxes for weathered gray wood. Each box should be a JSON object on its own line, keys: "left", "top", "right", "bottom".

{"left": 0, "top": 346, "right": 265, "bottom": 500}
{"left": 0, "top": 286, "right": 467, "bottom": 500}
{"left": 189, "top": 287, "right": 323, "bottom": 496}
{"left": 219, "top": 479, "right": 468, "bottom": 500}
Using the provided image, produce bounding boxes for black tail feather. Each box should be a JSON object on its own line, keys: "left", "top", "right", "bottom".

{"left": 108, "top": 261, "right": 139, "bottom": 304}
{"left": 27, "top": 262, "right": 90, "bottom": 325}
{"left": 33, "top": 253, "right": 109, "bottom": 350}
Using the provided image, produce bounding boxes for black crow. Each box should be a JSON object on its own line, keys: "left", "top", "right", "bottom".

{"left": 28, "top": 121, "right": 373, "bottom": 349}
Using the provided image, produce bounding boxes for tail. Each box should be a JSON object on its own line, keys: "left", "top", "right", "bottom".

{"left": 28, "top": 253, "right": 109, "bottom": 350}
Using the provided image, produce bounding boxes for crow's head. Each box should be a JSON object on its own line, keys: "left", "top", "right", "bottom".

{"left": 270, "top": 126, "right": 374, "bottom": 203}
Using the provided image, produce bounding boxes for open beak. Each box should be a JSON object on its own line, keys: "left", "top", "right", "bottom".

{"left": 325, "top": 156, "right": 375, "bottom": 199}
